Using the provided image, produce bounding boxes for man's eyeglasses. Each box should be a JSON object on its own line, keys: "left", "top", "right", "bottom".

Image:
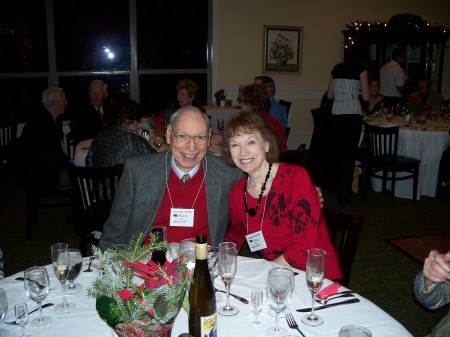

{"left": 173, "top": 131, "right": 209, "bottom": 146}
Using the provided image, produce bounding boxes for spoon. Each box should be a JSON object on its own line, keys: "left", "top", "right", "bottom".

{"left": 84, "top": 257, "right": 95, "bottom": 272}
{"left": 316, "top": 293, "right": 354, "bottom": 305}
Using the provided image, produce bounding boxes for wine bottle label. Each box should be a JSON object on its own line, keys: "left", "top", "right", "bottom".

{"left": 195, "top": 243, "right": 208, "bottom": 260}
{"left": 200, "top": 313, "right": 217, "bottom": 337}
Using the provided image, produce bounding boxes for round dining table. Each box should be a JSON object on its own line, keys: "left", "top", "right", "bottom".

{"left": 364, "top": 116, "right": 450, "bottom": 199}
{"left": 0, "top": 255, "right": 412, "bottom": 337}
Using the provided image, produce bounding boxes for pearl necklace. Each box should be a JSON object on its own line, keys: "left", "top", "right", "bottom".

{"left": 243, "top": 163, "right": 272, "bottom": 217}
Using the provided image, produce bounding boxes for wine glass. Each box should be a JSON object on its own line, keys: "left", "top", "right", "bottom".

{"left": 179, "top": 238, "right": 196, "bottom": 275}
{"left": 217, "top": 118, "right": 224, "bottom": 137}
{"left": 51, "top": 243, "right": 75, "bottom": 313}
{"left": 301, "top": 248, "right": 326, "bottom": 326}
{"left": 217, "top": 242, "right": 239, "bottom": 316}
{"left": 14, "top": 303, "right": 30, "bottom": 337}
{"left": 250, "top": 290, "right": 263, "bottom": 327}
{"left": 268, "top": 267, "right": 295, "bottom": 317}
{"left": 207, "top": 246, "right": 222, "bottom": 301}
{"left": 24, "top": 266, "right": 52, "bottom": 328}
{"left": 66, "top": 248, "right": 83, "bottom": 294}
{"left": 266, "top": 275, "right": 291, "bottom": 336}
{"left": 0, "top": 288, "right": 9, "bottom": 337}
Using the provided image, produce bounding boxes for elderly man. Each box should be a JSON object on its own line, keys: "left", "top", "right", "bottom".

{"left": 254, "top": 75, "right": 288, "bottom": 129}
{"left": 406, "top": 78, "right": 444, "bottom": 113}
{"left": 22, "top": 87, "right": 68, "bottom": 196}
{"left": 70, "top": 80, "right": 110, "bottom": 146}
{"left": 99, "top": 106, "right": 243, "bottom": 250}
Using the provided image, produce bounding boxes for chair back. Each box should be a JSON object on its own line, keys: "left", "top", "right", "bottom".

{"left": 0, "top": 119, "right": 16, "bottom": 164}
{"left": 279, "top": 99, "right": 292, "bottom": 117}
{"left": 279, "top": 144, "right": 306, "bottom": 165}
{"left": 364, "top": 123, "right": 399, "bottom": 166}
{"left": 322, "top": 207, "right": 365, "bottom": 287}
{"left": 66, "top": 161, "right": 124, "bottom": 254}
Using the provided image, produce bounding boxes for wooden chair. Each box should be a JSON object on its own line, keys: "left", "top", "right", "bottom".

{"left": 0, "top": 119, "right": 16, "bottom": 165}
{"left": 279, "top": 100, "right": 292, "bottom": 140}
{"left": 363, "top": 122, "right": 421, "bottom": 201}
{"left": 279, "top": 143, "right": 306, "bottom": 166}
{"left": 66, "top": 161, "right": 124, "bottom": 255}
{"left": 322, "top": 207, "right": 365, "bottom": 287}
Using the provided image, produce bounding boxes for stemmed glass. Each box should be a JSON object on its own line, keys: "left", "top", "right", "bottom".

{"left": 14, "top": 303, "right": 30, "bottom": 337}
{"left": 250, "top": 290, "right": 263, "bottom": 327}
{"left": 66, "top": 248, "right": 83, "bottom": 294}
{"left": 217, "top": 118, "right": 224, "bottom": 137}
{"left": 51, "top": 243, "right": 75, "bottom": 313}
{"left": 179, "top": 238, "right": 196, "bottom": 275}
{"left": 217, "top": 242, "right": 239, "bottom": 316}
{"left": 268, "top": 267, "right": 295, "bottom": 317}
{"left": 0, "top": 288, "right": 9, "bottom": 337}
{"left": 24, "top": 266, "right": 51, "bottom": 328}
{"left": 207, "top": 246, "right": 222, "bottom": 301}
{"left": 266, "top": 275, "right": 291, "bottom": 336}
{"left": 301, "top": 248, "right": 326, "bottom": 326}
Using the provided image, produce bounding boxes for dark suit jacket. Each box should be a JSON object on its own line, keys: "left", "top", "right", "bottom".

{"left": 21, "top": 108, "right": 66, "bottom": 196}
{"left": 99, "top": 152, "right": 243, "bottom": 250}
{"left": 70, "top": 103, "right": 110, "bottom": 146}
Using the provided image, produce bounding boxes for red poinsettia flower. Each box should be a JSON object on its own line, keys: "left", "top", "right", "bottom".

{"left": 117, "top": 289, "right": 135, "bottom": 300}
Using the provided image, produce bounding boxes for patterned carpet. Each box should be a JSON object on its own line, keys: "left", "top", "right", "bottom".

{"left": 0, "top": 164, "right": 448, "bottom": 336}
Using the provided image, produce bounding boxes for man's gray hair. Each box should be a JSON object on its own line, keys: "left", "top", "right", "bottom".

{"left": 88, "top": 80, "right": 108, "bottom": 95}
{"left": 41, "top": 87, "right": 64, "bottom": 108}
{"left": 168, "top": 106, "right": 211, "bottom": 129}
{"left": 254, "top": 75, "right": 276, "bottom": 96}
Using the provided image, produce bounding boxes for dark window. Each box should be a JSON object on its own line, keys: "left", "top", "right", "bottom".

{"left": 137, "top": 0, "right": 208, "bottom": 69}
{"left": 0, "top": 1, "right": 48, "bottom": 72}
{"left": 53, "top": 0, "right": 130, "bottom": 71}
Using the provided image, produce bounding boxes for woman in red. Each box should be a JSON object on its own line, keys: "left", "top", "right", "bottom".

{"left": 222, "top": 112, "right": 341, "bottom": 281}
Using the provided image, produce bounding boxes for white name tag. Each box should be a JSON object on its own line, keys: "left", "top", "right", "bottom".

{"left": 245, "top": 230, "right": 267, "bottom": 252}
{"left": 170, "top": 208, "right": 194, "bottom": 227}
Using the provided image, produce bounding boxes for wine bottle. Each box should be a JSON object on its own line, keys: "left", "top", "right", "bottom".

{"left": 188, "top": 234, "right": 217, "bottom": 337}
{"left": 150, "top": 227, "right": 167, "bottom": 265}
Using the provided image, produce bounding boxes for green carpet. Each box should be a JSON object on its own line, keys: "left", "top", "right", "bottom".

{"left": 0, "top": 164, "right": 448, "bottom": 336}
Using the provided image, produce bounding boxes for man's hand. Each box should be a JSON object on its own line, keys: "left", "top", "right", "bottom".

{"left": 423, "top": 250, "right": 450, "bottom": 285}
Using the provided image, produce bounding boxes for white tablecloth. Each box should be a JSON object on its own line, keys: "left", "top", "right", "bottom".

{"left": 203, "top": 106, "right": 240, "bottom": 134}
{"left": 365, "top": 117, "right": 450, "bottom": 199}
{"left": 0, "top": 256, "right": 412, "bottom": 337}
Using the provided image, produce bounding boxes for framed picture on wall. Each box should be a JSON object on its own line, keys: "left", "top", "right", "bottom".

{"left": 263, "top": 25, "right": 303, "bottom": 74}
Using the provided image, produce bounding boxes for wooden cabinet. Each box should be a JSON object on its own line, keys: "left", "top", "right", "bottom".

{"left": 342, "top": 14, "right": 450, "bottom": 93}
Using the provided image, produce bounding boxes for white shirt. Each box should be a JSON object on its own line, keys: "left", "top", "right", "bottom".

{"left": 380, "top": 60, "right": 405, "bottom": 97}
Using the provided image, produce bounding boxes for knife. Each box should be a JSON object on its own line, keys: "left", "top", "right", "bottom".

{"left": 296, "top": 298, "right": 360, "bottom": 312}
{"left": 29, "top": 303, "right": 54, "bottom": 315}
{"left": 214, "top": 288, "right": 249, "bottom": 304}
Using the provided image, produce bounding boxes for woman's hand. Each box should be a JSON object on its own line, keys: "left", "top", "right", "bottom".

{"left": 423, "top": 250, "right": 450, "bottom": 285}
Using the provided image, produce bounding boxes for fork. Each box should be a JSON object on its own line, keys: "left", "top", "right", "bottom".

{"left": 285, "top": 312, "right": 306, "bottom": 337}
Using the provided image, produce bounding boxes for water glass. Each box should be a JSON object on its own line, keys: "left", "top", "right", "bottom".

{"left": 339, "top": 325, "right": 372, "bottom": 337}
{"left": 0, "top": 288, "right": 8, "bottom": 337}
{"left": 179, "top": 238, "right": 196, "bottom": 273}
{"left": 24, "top": 267, "right": 51, "bottom": 328}
{"left": 268, "top": 267, "right": 295, "bottom": 316}
{"left": 15, "top": 303, "right": 30, "bottom": 337}
{"left": 208, "top": 246, "right": 222, "bottom": 301}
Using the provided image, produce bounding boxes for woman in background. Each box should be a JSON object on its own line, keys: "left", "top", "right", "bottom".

{"left": 86, "top": 99, "right": 154, "bottom": 167}
{"left": 176, "top": 79, "right": 198, "bottom": 108}
{"left": 327, "top": 44, "right": 369, "bottom": 204}
{"left": 361, "top": 78, "right": 384, "bottom": 116}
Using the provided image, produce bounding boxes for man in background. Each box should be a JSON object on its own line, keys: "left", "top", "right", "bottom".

{"left": 379, "top": 47, "right": 406, "bottom": 109}
{"left": 254, "top": 75, "right": 288, "bottom": 129}
{"left": 406, "top": 77, "right": 444, "bottom": 113}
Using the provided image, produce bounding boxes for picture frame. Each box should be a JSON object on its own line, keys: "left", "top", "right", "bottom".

{"left": 263, "top": 25, "right": 303, "bottom": 74}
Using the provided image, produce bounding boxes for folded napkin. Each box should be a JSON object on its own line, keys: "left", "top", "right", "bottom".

{"left": 317, "top": 282, "right": 341, "bottom": 299}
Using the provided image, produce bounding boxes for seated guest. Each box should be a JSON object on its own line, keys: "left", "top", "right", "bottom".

{"left": 176, "top": 79, "right": 198, "bottom": 108}
{"left": 406, "top": 77, "right": 444, "bottom": 114}
{"left": 254, "top": 75, "right": 288, "bottom": 129}
{"left": 22, "top": 87, "right": 68, "bottom": 196}
{"left": 414, "top": 250, "right": 450, "bottom": 337}
{"left": 86, "top": 99, "right": 155, "bottom": 167}
{"left": 222, "top": 112, "right": 341, "bottom": 281}
{"left": 361, "top": 79, "right": 384, "bottom": 116}
{"left": 99, "top": 106, "right": 242, "bottom": 250}
{"left": 70, "top": 80, "right": 110, "bottom": 146}
{"left": 238, "top": 84, "right": 288, "bottom": 152}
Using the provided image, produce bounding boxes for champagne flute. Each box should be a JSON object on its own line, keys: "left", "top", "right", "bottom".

{"left": 266, "top": 275, "right": 291, "bottom": 336}
{"left": 0, "top": 288, "right": 9, "bottom": 337}
{"left": 24, "top": 267, "right": 51, "bottom": 328}
{"left": 217, "top": 242, "right": 239, "bottom": 316}
{"left": 51, "top": 243, "right": 75, "bottom": 313}
{"left": 301, "top": 248, "right": 326, "bottom": 326}
{"left": 217, "top": 118, "right": 224, "bottom": 137}
{"left": 65, "top": 248, "right": 83, "bottom": 294}
{"left": 207, "top": 246, "right": 222, "bottom": 301}
{"left": 14, "top": 303, "right": 30, "bottom": 337}
{"left": 250, "top": 290, "right": 263, "bottom": 327}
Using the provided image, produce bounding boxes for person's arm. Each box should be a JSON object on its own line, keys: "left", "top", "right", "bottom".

{"left": 360, "top": 70, "right": 369, "bottom": 102}
{"left": 326, "top": 76, "right": 334, "bottom": 100}
{"left": 422, "top": 250, "right": 450, "bottom": 286}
